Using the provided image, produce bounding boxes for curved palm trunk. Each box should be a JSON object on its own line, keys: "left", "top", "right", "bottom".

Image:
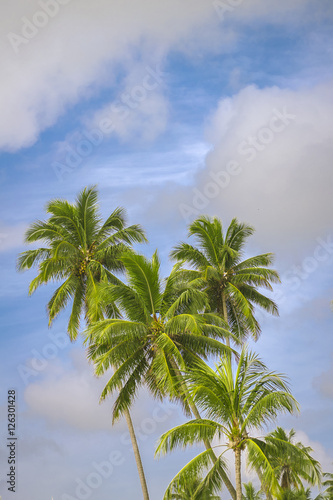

{"left": 170, "top": 359, "right": 236, "bottom": 500}
{"left": 234, "top": 447, "right": 242, "bottom": 500}
{"left": 88, "top": 314, "right": 150, "bottom": 499}
{"left": 222, "top": 293, "right": 230, "bottom": 348}
{"left": 124, "top": 408, "right": 150, "bottom": 500}
{"left": 88, "top": 302, "right": 150, "bottom": 500}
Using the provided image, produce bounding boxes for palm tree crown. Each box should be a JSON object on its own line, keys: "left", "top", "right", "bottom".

{"left": 17, "top": 186, "right": 150, "bottom": 499}
{"left": 85, "top": 250, "right": 234, "bottom": 421}
{"left": 260, "top": 427, "right": 322, "bottom": 492}
{"left": 166, "top": 475, "right": 221, "bottom": 500}
{"left": 17, "top": 185, "right": 147, "bottom": 339}
{"left": 170, "top": 216, "right": 280, "bottom": 342}
{"left": 156, "top": 348, "right": 299, "bottom": 500}
{"left": 243, "top": 482, "right": 264, "bottom": 500}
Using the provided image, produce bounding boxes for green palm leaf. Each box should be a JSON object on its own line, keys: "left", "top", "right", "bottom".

{"left": 85, "top": 251, "right": 234, "bottom": 426}
{"left": 17, "top": 185, "right": 146, "bottom": 339}
{"left": 171, "top": 216, "right": 280, "bottom": 342}
{"left": 156, "top": 347, "right": 299, "bottom": 500}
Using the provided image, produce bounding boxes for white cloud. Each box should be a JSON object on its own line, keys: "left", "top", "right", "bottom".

{"left": 23, "top": 348, "right": 180, "bottom": 434}
{"left": 293, "top": 429, "right": 333, "bottom": 474}
{"left": 0, "top": 222, "right": 26, "bottom": 251}
{"left": 24, "top": 349, "right": 118, "bottom": 431}
{"left": 213, "top": 0, "right": 313, "bottom": 23}
{"left": 0, "top": 0, "right": 216, "bottom": 151}
{"left": 178, "top": 81, "right": 333, "bottom": 256}
{"left": 0, "top": 0, "right": 319, "bottom": 152}
{"left": 88, "top": 65, "right": 169, "bottom": 144}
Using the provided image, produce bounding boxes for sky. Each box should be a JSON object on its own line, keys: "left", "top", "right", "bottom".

{"left": 0, "top": 0, "right": 332, "bottom": 499}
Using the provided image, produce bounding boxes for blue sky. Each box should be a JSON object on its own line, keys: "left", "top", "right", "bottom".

{"left": 0, "top": 1, "right": 333, "bottom": 499}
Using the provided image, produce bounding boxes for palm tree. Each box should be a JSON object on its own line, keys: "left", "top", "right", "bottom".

{"left": 253, "top": 428, "right": 322, "bottom": 494}
{"left": 17, "top": 186, "right": 151, "bottom": 500}
{"left": 243, "top": 482, "right": 264, "bottom": 500}
{"left": 170, "top": 216, "right": 280, "bottom": 344}
{"left": 156, "top": 347, "right": 299, "bottom": 500}
{"left": 17, "top": 185, "right": 147, "bottom": 339}
{"left": 279, "top": 488, "right": 324, "bottom": 500}
{"left": 85, "top": 250, "right": 235, "bottom": 419}
{"left": 85, "top": 250, "right": 237, "bottom": 498}
{"left": 166, "top": 475, "right": 221, "bottom": 500}
{"left": 170, "top": 215, "right": 280, "bottom": 499}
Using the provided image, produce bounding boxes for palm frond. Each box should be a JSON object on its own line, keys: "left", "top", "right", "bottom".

{"left": 120, "top": 251, "right": 162, "bottom": 316}
{"left": 163, "top": 449, "right": 227, "bottom": 500}
{"left": 17, "top": 248, "right": 51, "bottom": 271}
{"left": 156, "top": 419, "right": 223, "bottom": 456}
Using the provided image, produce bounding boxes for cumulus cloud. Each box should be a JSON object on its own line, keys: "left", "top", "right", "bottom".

{"left": 212, "top": 0, "right": 315, "bottom": 24}
{"left": 23, "top": 348, "right": 179, "bottom": 433}
{"left": 0, "top": 0, "right": 319, "bottom": 152}
{"left": 87, "top": 63, "right": 169, "bottom": 143}
{"left": 176, "top": 81, "right": 333, "bottom": 257}
{"left": 293, "top": 429, "right": 333, "bottom": 473}
{"left": 24, "top": 349, "right": 118, "bottom": 431}
{"left": 0, "top": 0, "right": 216, "bottom": 151}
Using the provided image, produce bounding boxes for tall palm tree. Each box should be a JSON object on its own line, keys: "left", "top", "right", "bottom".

{"left": 253, "top": 428, "right": 322, "bottom": 493}
{"left": 17, "top": 186, "right": 151, "bottom": 500}
{"left": 85, "top": 250, "right": 234, "bottom": 419}
{"left": 156, "top": 348, "right": 299, "bottom": 500}
{"left": 171, "top": 215, "right": 280, "bottom": 499}
{"left": 85, "top": 250, "right": 237, "bottom": 498}
{"left": 17, "top": 185, "right": 147, "bottom": 339}
{"left": 170, "top": 216, "right": 280, "bottom": 344}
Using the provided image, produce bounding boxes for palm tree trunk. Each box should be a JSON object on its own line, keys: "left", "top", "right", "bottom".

{"left": 222, "top": 293, "right": 230, "bottom": 348}
{"left": 124, "top": 408, "right": 150, "bottom": 500}
{"left": 169, "top": 358, "right": 237, "bottom": 500}
{"left": 191, "top": 402, "right": 236, "bottom": 500}
{"left": 88, "top": 315, "right": 150, "bottom": 500}
{"left": 234, "top": 447, "right": 242, "bottom": 500}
